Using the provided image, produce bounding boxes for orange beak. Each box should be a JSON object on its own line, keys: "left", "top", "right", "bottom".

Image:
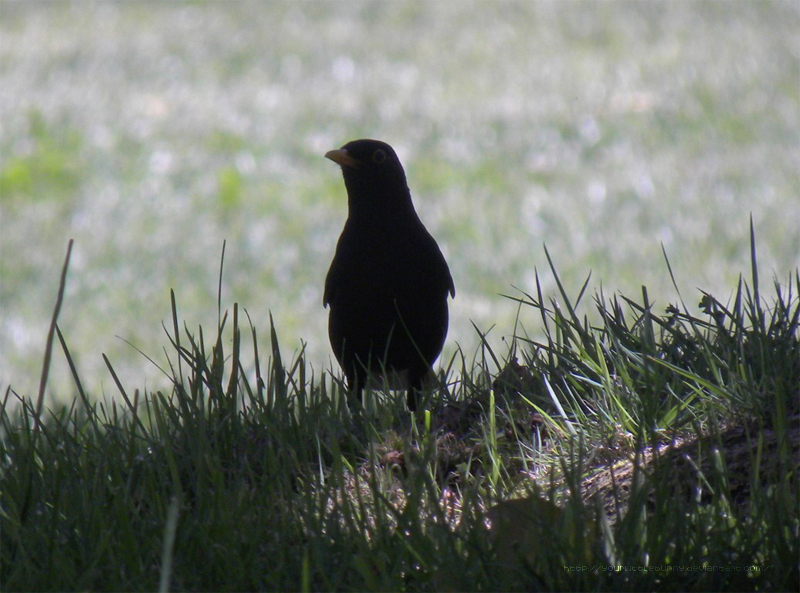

{"left": 325, "top": 148, "right": 362, "bottom": 169}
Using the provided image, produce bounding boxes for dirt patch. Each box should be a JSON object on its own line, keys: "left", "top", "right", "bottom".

{"left": 582, "top": 415, "right": 800, "bottom": 523}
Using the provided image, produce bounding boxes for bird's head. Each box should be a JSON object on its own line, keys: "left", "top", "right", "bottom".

{"left": 325, "top": 140, "right": 411, "bottom": 213}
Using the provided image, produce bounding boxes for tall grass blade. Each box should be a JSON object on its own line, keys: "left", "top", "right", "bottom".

{"left": 34, "top": 238, "right": 73, "bottom": 431}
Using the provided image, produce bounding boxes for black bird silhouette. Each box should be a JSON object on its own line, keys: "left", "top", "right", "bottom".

{"left": 324, "top": 139, "right": 455, "bottom": 411}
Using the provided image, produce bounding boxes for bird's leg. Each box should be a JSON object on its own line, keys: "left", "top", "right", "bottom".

{"left": 407, "top": 373, "right": 426, "bottom": 412}
{"left": 406, "top": 388, "right": 419, "bottom": 412}
{"left": 346, "top": 373, "right": 364, "bottom": 411}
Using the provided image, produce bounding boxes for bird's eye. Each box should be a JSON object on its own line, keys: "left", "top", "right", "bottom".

{"left": 372, "top": 149, "right": 387, "bottom": 164}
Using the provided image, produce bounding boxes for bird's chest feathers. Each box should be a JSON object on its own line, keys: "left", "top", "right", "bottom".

{"left": 342, "top": 225, "right": 418, "bottom": 267}
{"left": 334, "top": 222, "right": 433, "bottom": 292}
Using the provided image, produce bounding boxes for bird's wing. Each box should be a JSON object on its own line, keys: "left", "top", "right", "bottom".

{"left": 323, "top": 256, "right": 340, "bottom": 308}
{"left": 430, "top": 245, "right": 455, "bottom": 299}
{"left": 446, "top": 264, "right": 456, "bottom": 298}
{"left": 323, "top": 226, "right": 355, "bottom": 308}
{"left": 422, "top": 229, "right": 455, "bottom": 299}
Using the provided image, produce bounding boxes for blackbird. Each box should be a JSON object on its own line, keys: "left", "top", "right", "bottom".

{"left": 324, "top": 139, "right": 455, "bottom": 411}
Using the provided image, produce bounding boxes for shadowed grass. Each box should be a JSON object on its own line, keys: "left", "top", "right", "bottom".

{"left": 1, "top": 226, "right": 797, "bottom": 591}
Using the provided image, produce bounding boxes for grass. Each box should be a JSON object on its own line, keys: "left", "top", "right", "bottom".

{"left": 2, "top": 225, "right": 798, "bottom": 592}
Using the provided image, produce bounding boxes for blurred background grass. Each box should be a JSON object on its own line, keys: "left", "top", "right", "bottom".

{"left": 1, "top": 1, "right": 798, "bottom": 401}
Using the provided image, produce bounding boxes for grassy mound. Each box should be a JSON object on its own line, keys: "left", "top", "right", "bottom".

{"left": 2, "top": 228, "right": 798, "bottom": 591}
